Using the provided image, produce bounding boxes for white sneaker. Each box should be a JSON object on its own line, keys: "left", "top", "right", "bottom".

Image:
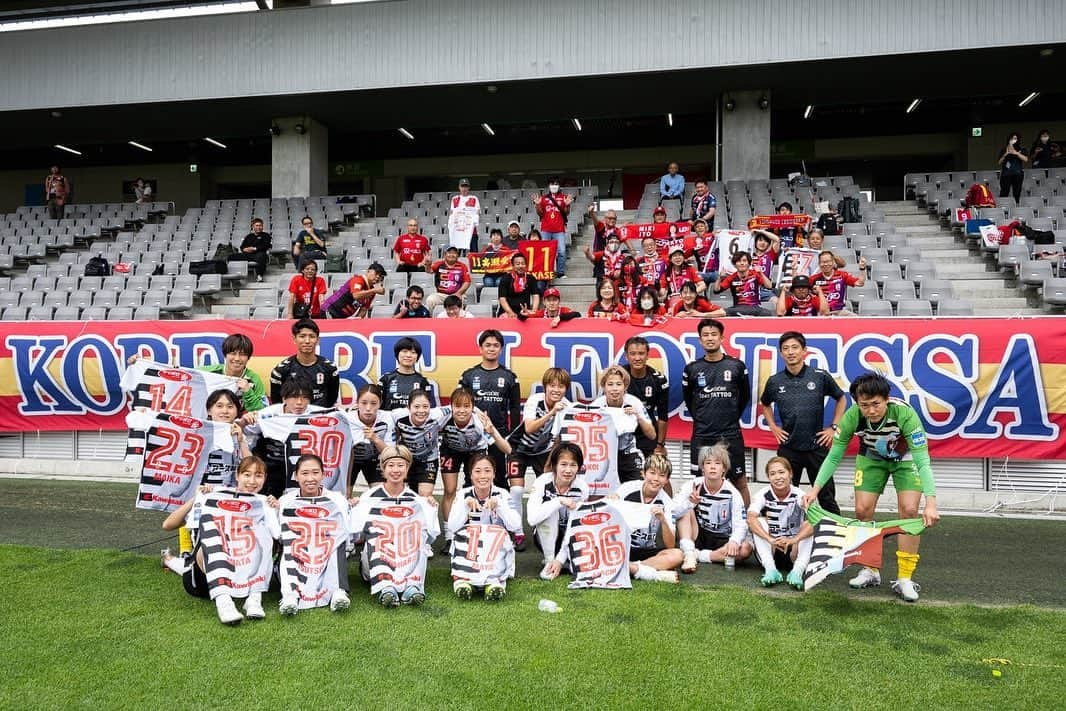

{"left": 681, "top": 551, "right": 698, "bottom": 574}
{"left": 279, "top": 595, "right": 299, "bottom": 616}
{"left": 244, "top": 592, "right": 265, "bottom": 619}
{"left": 539, "top": 562, "right": 558, "bottom": 581}
{"left": 654, "top": 570, "right": 680, "bottom": 583}
{"left": 849, "top": 567, "right": 881, "bottom": 589}
{"left": 891, "top": 578, "right": 921, "bottom": 603}
{"left": 215, "top": 595, "right": 244, "bottom": 625}
{"left": 330, "top": 589, "right": 351, "bottom": 612}
{"left": 423, "top": 543, "right": 434, "bottom": 559}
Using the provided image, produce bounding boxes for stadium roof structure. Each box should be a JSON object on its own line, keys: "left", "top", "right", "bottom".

{"left": 0, "top": 0, "right": 244, "bottom": 22}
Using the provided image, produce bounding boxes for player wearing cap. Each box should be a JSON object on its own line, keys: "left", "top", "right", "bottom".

{"left": 776, "top": 274, "right": 829, "bottom": 316}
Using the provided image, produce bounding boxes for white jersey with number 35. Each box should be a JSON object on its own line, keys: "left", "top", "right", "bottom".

{"left": 552, "top": 404, "right": 619, "bottom": 497}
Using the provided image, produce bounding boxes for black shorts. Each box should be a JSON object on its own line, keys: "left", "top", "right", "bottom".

{"left": 618, "top": 451, "right": 644, "bottom": 484}
{"left": 440, "top": 446, "right": 487, "bottom": 478}
{"left": 264, "top": 460, "right": 288, "bottom": 498}
{"left": 630, "top": 546, "right": 666, "bottom": 562}
{"left": 689, "top": 436, "right": 747, "bottom": 483}
{"left": 506, "top": 451, "right": 549, "bottom": 485}
{"left": 694, "top": 530, "right": 731, "bottom": 552}
{"left": 350, "top": 458, "right": 383, "bottom": 488}
{"left": 409, "top": 459, "right": 440, "bottom": 488}
{"left": 181, "top": 548, "right": 210, "bottom": 599}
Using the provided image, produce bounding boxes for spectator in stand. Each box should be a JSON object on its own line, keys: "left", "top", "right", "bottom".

{"left": 637, "top": 235, "right": 667, "bottom": 286}
{"left": 689, "top": 180, "right": 717, "bottom": 223}
{"left": 425, "top": 246, "right": 471, "bottom": 310}
{"left": 292, "top": 215, "right": 326, "bottom": 268}
{"left": 530, "top": 178, "right": 573, "bottom": 279}
{"left": 583, "top": 233, "right": 625, "bottom": 282}
{"left": 393, "top": 285, "right": 431, "bottom": 319}
{"left": 525, "top": 229, "right": 550, "bottom": 292}
{"left": 714, "top": 251, "right": 773, "bottom": 317}
{"left": 286, "top": 258, "right": 327, "bottom": 320}
{"left": 132, "top": 178, "right": 153, "bottom": 204}
{"left": 751, "top": 229, "right": 781, "bottom": 302}
{"left": 324, "top": 262, "right": 387, "bottom": 319}
{"left": 811, "top": 250, "right": 865, "bottom": 316}
{"left": 617, "top": 255, "right": 645, "bottom": 312}
{"left": 393, "top": 219, "right": 432, "bottom": 273}
{"left": 1031, "top": 129, "right": 1055, "bottom": 169}
{"left": 651, "top": 205, "right": 669, "bottom": 225}
{"left": 689, "top": 219, "right": 716, "bottom": 277}
{"left": 437, "top": 294, "right": 473, "bottom": 319}
{"left": 587, "top": 205, "right": 629, "bottom": 275}
{"left": 776, "top": 275, "right": 829, "bottom": 316}
{"left": 502, "top": 221, "right": 523, "bottom": 250}
{"left": 658, "top": 162, "right": 685, "bottom": 214}
{"left": 481, "top": 228, "right": 509, "bottom": 288}
{"left": 773, "top": 202, "right": 804, "bottom": 250}
{"left": 660, "top": 248, "right": 704, "bottom": 309}
{"left": 671, "top": 280, "right": 725, "bottom": 318}
{"left": 588, "top": 278, "right": 627, "bottom": 320}
{"left": 804, "top": 229, "right": 847, "bottom": 270}
{"left": 629, "top": 286, "right": 668, "bottom": 326}
{"left": 229, "top": 217, "right": 271, "bottom": 283}
{"left": 497, "top": 253, "right": 540, "bottom": 317}
{"left": 450, "top": 178, "right": 481, "bottom": 252}
{"left": 44, "top": 165, "right": 70, "bottom": 220}
{"left": 998, "top": 132, "right": 1028, "bottom": 202}
{"left": 518, "top": 286, "right": 580, "bottom": 328}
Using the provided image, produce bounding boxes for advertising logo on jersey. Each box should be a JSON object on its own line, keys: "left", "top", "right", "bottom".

{"left": 573, "top": 411, "right": 603, "bottom": 423}
{"left": 307, "top": 415, "right": 338, "bottom": 428}
{"left": 382, "top": 505, "right": 414, "bottom": 518}
{"left": 158, "top": 369, "right": 193, "bottom": 382}
{"left": 580, "top": 511, "right": 610, "bottom": 525}
{"left": 219, "top": 498, "right": 253, "bottom": 513}
{"left": 168, "top": 415, "right": 203, "bottom": 429}
{"left": 296, "top": 505, "right": 330, "bottom": 519}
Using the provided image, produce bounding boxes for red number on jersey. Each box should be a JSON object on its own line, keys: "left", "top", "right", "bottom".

{"left": 296, "top": 428, "right": 345, "bottom": 469}
{"left": 463, "top": 523, "right": 508, "bottom": 563}
{"left": 373, "top": 519, "right": 422, "bottom": 564}
{"left": 573, "top": 524, "right": 624, "bottom": 573}
{"left": 565, "top": 424, "right": 609, "bottom": 464}
{"left": 144, "top": 427, "right": 205, "bottom": 477}
{"left": 218, "top": 514, "right": 256, "bottom": 558}
{"left": 146, "top": 382, "right": 193, "bottom": 417}
{"left": 288, "top": 519, "right": 338, "bottom": 566}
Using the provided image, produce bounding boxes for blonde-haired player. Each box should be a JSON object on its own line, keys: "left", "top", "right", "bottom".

{"left": 674, "top": 443, "right": 752, "bottom": 573}
{"left": 615, "top": 453, "right": 682, "bottom": 583}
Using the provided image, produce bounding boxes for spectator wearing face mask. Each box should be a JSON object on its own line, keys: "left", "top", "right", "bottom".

{"left": 1030, "top": 129, "right": 1055, "bottom": 170}
{"left": 998, "top": 132, "right": 1028, "bottom": 202}
{"left": 530, "top": 179, "right": 573, "bottom": 280}
{"left": 583, "top": 233, "right": 626, "bottom": 282}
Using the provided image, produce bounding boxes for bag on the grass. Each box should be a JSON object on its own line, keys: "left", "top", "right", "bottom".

{"left": 84, "top": 255, "right": 111, "bottom": 277}
{"left": 189, "top": 259, "right": 226, "bottom": 275}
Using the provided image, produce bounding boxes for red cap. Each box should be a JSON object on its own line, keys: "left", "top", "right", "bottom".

{"left": 653, "top": 206, "right": 667, "bottom": 215}
{"left": 542, "top": 287, "right": 561, "bottom": 299}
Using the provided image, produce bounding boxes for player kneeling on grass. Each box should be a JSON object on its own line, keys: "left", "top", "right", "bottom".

{"left": 615, "top": 454, "right": 683, "bottom": 583}
{"left": 277, "top": 454, "right": 356, "bottom": 616}
{"left": 527, "top": 442, "right": 589, "bottom": 580}
{"left": 161, "top": 455, "right": 280, "bottom": 625}
{"left": 802, "top": 372, "right": 939, "bottom": 602}
{"left": 446, "top": 453, "right": 520, "bottom": 601}
{"left": 748, "top": 457, "right": 813, "bottom": 590}
{"left": 350, "top": 445, "right": 440, "bottom": 608}
{"left": 675, "top": 443, "right": 752, "bottom": 573}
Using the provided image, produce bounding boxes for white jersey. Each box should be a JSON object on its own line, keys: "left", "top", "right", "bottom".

{"left": 748, "top": 485, "right": 806, "bottom": 538}
{"left": 450, "top": 523, "right": 516, "bottom": 587}
{"left": 512, "top": 393, "right": 570, "bottom": 457}
{"left": 526, "top": 472, "right": 589, "bottom": 532}
{"left": 345, "top": 410, "right": 395, "bottom": 465}
{"left": 589, "top": 395, "right": 648, "bottom": 455}
{"left": 555, "top": 501, "right": 632, "bottom": 589}
{"left": 713, "top": 230, "right": 755, "bottom": 276}
{"left": 120, "top": 359, "right": 238, "bottom": 416}
{"left": 616, "top": 480, "right": 675, "bottom": 550}
{"left": 252, "top": 409, "right": 359, "bottom": 494}
{"left": 390, "top": 406, "right": 451, "bottom": 462}
{"left": 202, "top": 447, "right": 240, "bottom": 488}
{"left": 552, "top": 404, "right": 619, "bottom": 497}
{"left": 351, "top": 485, "right": 440, "bottom": 597}
{"left": 778, "top": 247, "right": 821, "bottom": 289}
{"left": 673, "top": 478, "right": 748, "bottom": 544}
{"left": 126, "top": 410, "right": 234, "bottom": 512}
{"left": 446, "top": 485, "right": 522, "bottom": 539}
{"left": 278, "top": 490, "right": 351, "bottom": 610}
{"left": 188, "top": 488, "right": 280, "bottom": 600}
{"left": 448, "top": 193, "right": 481, "bottom": 249}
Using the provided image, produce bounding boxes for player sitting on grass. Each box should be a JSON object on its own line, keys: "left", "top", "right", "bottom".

{"left": 615, "top": 454, "right": 683, "bottom": 583}
{"left": 747, "top": 456, "right": 813, "bottom": 589}
{"left": 802, "top": 372, "right": 939, "bottom": 602}
{"left": 446, "top": 453, "right": 521, "bottom": 601}
{"left": 161, "top": 455, "right": 279, "bottom": 625}
{"left": 528, "top": 442, "right": 589, "bottom": 580}
{"left": 350, "top": 445, "right": 440, "bottom": 607}
{"left": 675, "top": 443, "right": 752, "bottom": 573}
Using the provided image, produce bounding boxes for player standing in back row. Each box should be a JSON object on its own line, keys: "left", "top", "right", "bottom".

{"left": 802, "top": 372, "right": 940, "bottom": 602}
{"left": 681, "top": 318, "right": 751, "bottom": 507}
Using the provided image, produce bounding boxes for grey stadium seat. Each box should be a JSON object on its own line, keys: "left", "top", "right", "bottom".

{"left": 1043, "top": 278, "right": 1066, "bottom": 308}
{"left": 895, "top": 299, "right": 934, "bottom": 317}
{"left": 936, "top": 299, "right": 975, "bottom": 316}
{"left": 857, "top": 300, "right": 895, "bottom": 316}
{"left": 881, "top": 279, "right": 916, "bottom": 304}
{"left": 918, "top": 279, "right": 954, "bottom": 305}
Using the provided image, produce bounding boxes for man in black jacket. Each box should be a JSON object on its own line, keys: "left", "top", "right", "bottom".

{"left": 229, "top": 217, "right": 272, "bottom": 282}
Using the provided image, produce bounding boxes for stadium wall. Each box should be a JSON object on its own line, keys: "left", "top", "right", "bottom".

{"left": 1, "top": 0, "right": 1061, "bottom": 111}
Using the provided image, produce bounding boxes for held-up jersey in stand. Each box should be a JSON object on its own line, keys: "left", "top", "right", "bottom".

{"left": 554, "top": 501, "right": 632, "bottom": 589}
{"left": 278, "top": 490, "right": 352, "bottom": 610}
{"left": 189, "top": 488, "right": 280, "bottom": 601}
{"left": 712, "top": 230, "right": 755, "bottom": 276}
{"left": 351, "top": 486, "right": 440, "bottom": 596}
{"left": 448, "top": 193, "right": 481, "bottom": 249}
{"left": 552, "top": 404, "right": 619, "bottom": 497}
{"left": 616, "top": 480, "right": 675, "bottom": 551}
{"left": 251, "top": 409, "right": 359, "bottom": 494}
{"left": 672, "top": 478, "right": 749, "bottom": 544}
{"left": 119, "top": 359, "right": 239, "bottom": 416}
{"left": 748, "top": 485, "right": 806, "bottom": 538}
{"left": 126, "top": 410, "right": 235, "bottom": 512}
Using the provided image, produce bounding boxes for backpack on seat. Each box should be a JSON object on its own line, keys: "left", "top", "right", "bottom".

{"left": 84, "top": 255, "right": 111, "bottom": 277}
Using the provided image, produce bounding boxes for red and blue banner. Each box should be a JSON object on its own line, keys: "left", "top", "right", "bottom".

{"left": 1, "top": 317, "right": 1063, "bottom": 459}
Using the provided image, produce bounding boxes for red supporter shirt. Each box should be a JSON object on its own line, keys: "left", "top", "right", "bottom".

{"left": 660, "top": 265, "right": 702, "bottom": 297}
{"left": 393, "top": 233, "right": 430, "bottom": 267}
{"left": 670, "top": 297, "right": 716, "bottom": 316}
{"left": 590, "top": 249, "right": 626, "bottom": 278}
{"left": 719, "top": 270, "right": 765, "bottom": 307}
{"left": 289, "top": 274, "right": 327, "bottom": 316}
{"left": 430, "top": 259, "right": 470, "bottom": 294}
{"left": 627, "top": 307, "right": 668, "bottom": 326}
{"left": 587, "top": 301, "right": 628, "bottom": 320}
{"left": 812, "top": 269, "right": 861, "bottom": 312}
{"left": 536, "top": 194, "right": 568, "bottom": 233}
{"left": 781, "top": 293, "right": 825, "bottom": 316}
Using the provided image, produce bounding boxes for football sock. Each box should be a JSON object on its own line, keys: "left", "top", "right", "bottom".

{"left": 752, "top": 535, "right": 776, "bottom": 573}
{"left": 896, "top": 551, "right": 919, "bottom": 579}
{"left": 509, "top": 486, "right": 524, "bottom": 519}
{"left": 697, "top": 550, "right": 713, "bottom": 564}
{"left": 679, "top": 538, "right": 695, "bottom": 553}
{"left": 633, "top": 564, "right": 657, "bottom": 581}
